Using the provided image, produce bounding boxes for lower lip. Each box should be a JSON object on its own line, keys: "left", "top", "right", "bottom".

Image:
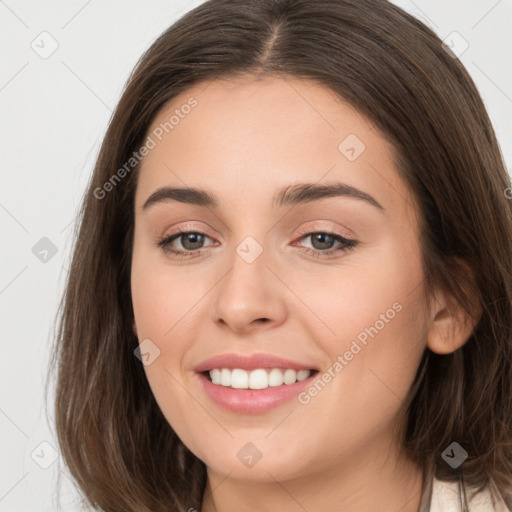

{"left": 196, "top": 372, "right": 315, "bottom": 414}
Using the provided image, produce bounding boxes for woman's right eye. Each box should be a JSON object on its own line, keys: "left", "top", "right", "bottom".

{"left": 157, "top": 231, "right": 215, "bottom": 258}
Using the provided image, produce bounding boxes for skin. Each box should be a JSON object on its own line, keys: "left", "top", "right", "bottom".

{"left": 130, "top": 75, "right": 478, "bottom": 512}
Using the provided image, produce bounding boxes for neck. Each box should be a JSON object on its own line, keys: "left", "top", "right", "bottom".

{"left": 200, "top": 440, "right": 425, "bottom": 512}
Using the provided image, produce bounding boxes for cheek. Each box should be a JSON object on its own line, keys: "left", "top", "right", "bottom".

{"left": 292, "top": 269, "right": 427, "bottom": 461}
{"left": 131, "top": 245, "right": 212, "bottom": 454}
{"left": 130, "top": 259, "right": 206, "bottom": 419}
{"left": 300, "top": 236, "right": 427, "bottom": 405}
{"left": 299, "top": 237, "right": 425, "bottom": 351}
{"left": 130, "top": 238, "right": 203, "bottom": 342}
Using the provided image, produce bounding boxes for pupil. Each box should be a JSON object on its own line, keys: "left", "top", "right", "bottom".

{"left": 312, "top": 233, "right": 333, "bottom": 250}
{"left": 182, "top": 233, "right": 203, "bottom": 250}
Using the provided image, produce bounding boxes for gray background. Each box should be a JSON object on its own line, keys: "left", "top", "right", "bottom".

{"left": 1, "top": 1, "right": 511, "bottom": 510}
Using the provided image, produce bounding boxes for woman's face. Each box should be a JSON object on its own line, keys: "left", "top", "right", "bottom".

{"left": 131, "top": 75, "right": 430, "bottom": 482}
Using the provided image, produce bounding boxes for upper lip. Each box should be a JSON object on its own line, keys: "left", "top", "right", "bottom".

{"left": 194, "top": 353, "right": 318, "bottom": 373}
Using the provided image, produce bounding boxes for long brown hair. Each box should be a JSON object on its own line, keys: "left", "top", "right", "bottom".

{"left": 48, "top": 0, "right": 512, "bottom": 510}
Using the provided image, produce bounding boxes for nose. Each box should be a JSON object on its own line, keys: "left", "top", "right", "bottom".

{"left": 211, "top": 239, "right": 287, "bottom": 334}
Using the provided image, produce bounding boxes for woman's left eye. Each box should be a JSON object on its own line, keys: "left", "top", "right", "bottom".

{"left": 294, "top": 231, "right": 358, "bottom": 257}
{"left": 156, "top": 230, "right": 358, "bottom": 258}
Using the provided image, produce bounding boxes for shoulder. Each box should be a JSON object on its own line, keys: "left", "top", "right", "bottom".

{"left": 430, "top": 476, "right": 510, "bottom": 512}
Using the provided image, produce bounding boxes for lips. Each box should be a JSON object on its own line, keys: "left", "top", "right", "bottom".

{"left": 194, "top": 353, "right": 318, "bottom": 373}
{"left": 193, "top": 353, "right": 319, "bottom": 414}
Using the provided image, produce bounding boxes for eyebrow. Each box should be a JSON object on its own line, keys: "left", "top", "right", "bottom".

{"left": 142, "top": 182, "right": 384, "bottom": 211}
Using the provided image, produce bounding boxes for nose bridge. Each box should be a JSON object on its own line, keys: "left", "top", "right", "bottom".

{"left": 222, "top": 232, "right": 271, "bottom": 305}
{"left": 235, "top": 234, "right": 266, "bottom": 266}
{"left": 212, "top": 230, "right": 286, "bottom": 331}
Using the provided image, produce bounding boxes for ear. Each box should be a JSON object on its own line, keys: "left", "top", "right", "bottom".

{"left": 132, "top": 319, "right": 138, "bottom": 338}
{"left": 426, "top": 260, "right": 482, "bottom": 355}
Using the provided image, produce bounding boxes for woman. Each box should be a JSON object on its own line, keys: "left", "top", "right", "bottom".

{"left": 49, "top": 0, "right": 512, "bottom": 510}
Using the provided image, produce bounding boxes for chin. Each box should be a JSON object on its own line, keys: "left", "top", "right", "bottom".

{"left": 198, "top": 446, "right": 314, "bottom": 483}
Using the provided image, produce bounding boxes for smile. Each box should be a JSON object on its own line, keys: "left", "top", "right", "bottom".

{"left": 206, "top": 368, "right": 312, "bottom": 389}
{"left": 194, "top": 353, "right": 319, "bottom": 413}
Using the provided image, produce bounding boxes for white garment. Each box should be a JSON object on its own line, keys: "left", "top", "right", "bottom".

{"left": 430, "top": 477, "right": 510, "bottom": 511}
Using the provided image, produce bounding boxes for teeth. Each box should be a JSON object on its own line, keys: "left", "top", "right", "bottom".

{"left": 283, "top": 369, "right": 296, "bottom": 385}
{"left": 207, "top": 368, "right": 312, "bottom": 389}
{"left": 231, "top": 369, "right": 248, "bottom": 389}
{"left": 249, "top": 369, "right": 268, "bottom": 389}
{"left": 297, "top": 370, "right": 311, "bottom": 382}
{"left": 210, "top": 368, "right": 221, "bottom": 384}
{"left": 268, "top": 368, "right": 284, "bottom": 387}
{"left": 221, "top": 368, "right": 231, "bottom": 386}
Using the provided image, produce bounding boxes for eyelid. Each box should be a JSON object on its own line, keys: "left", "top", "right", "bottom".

{"left": 295, "top": 222, "right": 355, "bottom": 239}
{"left": 160, "top": 221, "right": 217, "bottom": 238}
{"left": 160, "top": 222, "right": 353, "bottom": 243}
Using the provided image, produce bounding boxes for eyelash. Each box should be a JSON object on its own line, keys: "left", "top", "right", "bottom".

{"left": 156, "top": 228, "right": 358, "bottom": 259}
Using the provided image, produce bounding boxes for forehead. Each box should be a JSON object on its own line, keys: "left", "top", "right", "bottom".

{"left": 135, "top": 75, "right": 417, "bottom": 222}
